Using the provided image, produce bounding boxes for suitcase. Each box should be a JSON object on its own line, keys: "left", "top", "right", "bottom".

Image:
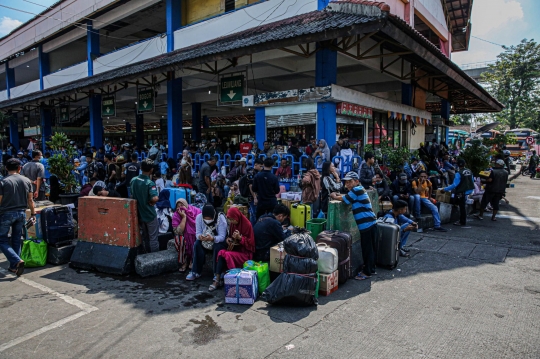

{"left": 316, "top": 243, "right": 338, "bottom": 274}
{"left": 40, "top": 206, "right": 75, "bottom": 246}
{"left": 376, "top": 217, "right": 400, "bottom": 269}
{"left": 316, "top": 230, "right": 352, "bottom": 284}
{"left": 167, "top": 188, "right": 191, "bottom": 208}
{"left": 290, "top": 204, "right": 311, "bottom": 228}
{"left": 78, "top": 197, "right": 140, "bottom": 248}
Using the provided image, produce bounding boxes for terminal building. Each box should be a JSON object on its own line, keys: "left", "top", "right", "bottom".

{"left": 0, "top": 0, "right": 502, "bottom": 158}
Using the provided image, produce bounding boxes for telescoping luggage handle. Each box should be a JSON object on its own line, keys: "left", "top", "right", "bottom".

{"left": 49, "top": 206, "right": 71, "bottom": 214}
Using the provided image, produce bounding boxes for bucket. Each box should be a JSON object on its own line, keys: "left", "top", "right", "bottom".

{"left": 306, "top": 218, "right": 327, "bottom": 240}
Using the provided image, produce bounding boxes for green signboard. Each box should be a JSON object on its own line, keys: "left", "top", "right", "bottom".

{"left": 59, "top": 104, "right": 70, "bottom": 123}
{"left": 101, "top": 95, "right": 116, "bottom": 117}
{"left": 138, "top": 88, "right": 154, "bottom": 113}
{"left": 220, "top": 75, "right": 244, "bottom": 103}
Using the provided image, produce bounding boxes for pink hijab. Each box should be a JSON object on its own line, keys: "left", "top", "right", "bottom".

{"left": 172, "top": 198, "right": 201, "bottom": 237}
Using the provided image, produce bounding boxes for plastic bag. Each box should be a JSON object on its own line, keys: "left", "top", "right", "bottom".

{"left": 282, "top": 255, "right": 318, "bottom": 274}
{"left": 20, "top": 239, "right": 48, "bottom": 267}
{"left": 283, "top": 229, "right": 319, "bottom": 260}
{"left": 261, "top": 272, "right": 318, "bottom": 306}
{"left": 317, "top": 210, "right": 325, "bottom": 219}
{"left": 243, "top": 260, "right": 270, "bottom": 294}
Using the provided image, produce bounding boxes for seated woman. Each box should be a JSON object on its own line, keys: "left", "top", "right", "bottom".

{"left": 173, "top": 198, "right": 201, "bottom": 272}
{"left": 186, "top": 205, "right": 228, "bottom": 282}
{"left": 211, "top": 207, "right": 255, "bottom": 291}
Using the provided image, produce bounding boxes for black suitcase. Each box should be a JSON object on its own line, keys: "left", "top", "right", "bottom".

{"left": 376, "top": 218, "right": 400, "bottom": 269}
{"left": 316, "top": 230, "right": 352, "bottom": 284}
{"left": 41, "top": 206, "right": 75, "bottom": 246}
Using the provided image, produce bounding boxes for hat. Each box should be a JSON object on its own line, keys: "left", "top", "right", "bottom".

{"left": 211, "top": 139, "right": 216, "bottom": 143}
{"left": 343, "top": 171, "right": 359, "bottom": 181}
{"left": 457, "top": 159, "right": 466, "bottom": 167}
{"left": 399, "top": 173, "right": 408, "bottom": 179}
{"left": 74, "top": 158, "right": 80, "bottom": 163}
{"left": 116, "top": 155, "right": 125, "bottom": 163}
{"left": 123, "top": 143, "right": 130, "bottom": 147}
{"left": 17, "top": 152, "right": 23, "bottom": 155}
{"left": 496, "top": 159, "right": 505, "bottom": 167}
{"left": 92, "top": 186, "right": 104, "bottom": 195}
{"left": 239, "top": 157, "right": 247, "bottom": 162}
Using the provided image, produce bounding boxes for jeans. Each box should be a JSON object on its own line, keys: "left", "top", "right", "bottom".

{"left": 359, "top": 224, "right": 377, "bottom": 276}
{"left": 248, "top": 200, "right": 257, "bottom": 227}
{"left": 140, "top": 217, "right": 159, "bottom": 253}
{"left": 0, "top": 211, "right": 26, "bottom": 269}
{"left": 412, "top": 194, "right": 422, "bottom": 217}
{"left": 399, "top": 230, "right": 410, "bottom": 249}
{"left": 392, "top": 195, "right": 415, "bottom": 215}
{"left": 223, "top": 185, "right": 230, "bottom": 199}
{"left": 419, "top": 198, "right": 441, "bottom": 227}
{"left": 191, "top": 240, "right": 228, "bottom": 275}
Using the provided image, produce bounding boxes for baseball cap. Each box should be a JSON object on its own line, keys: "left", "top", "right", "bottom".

{"left": 211, "top": 139, "right": 216, "bottom": 143}
{"left": 74, "top": 158, "right": 80, "bottom": 163}
{"left": 457, "top": 159, "right": 466, "bottom": 167}
{"left": 123, "top": 143, "right": 130, "bottom": 147}
{"left": 343, "top": 171, "right": 359, "bottom": 181}
{"left": 17, "top": 152, "right": 23, "bottom": 155}
{"left": 496, "top": 159, "right": 505, "bottom": 166}
{"left": 239, "top": 157, "right": 247, "bottom": 162}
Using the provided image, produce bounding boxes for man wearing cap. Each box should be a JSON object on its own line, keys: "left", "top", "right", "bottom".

{"left": 17, "top": 152, "right": 28, "bottom": 166}
{"left": 122, "top": 143, "right": 132, "bottom": 161}
{"left": 476, "top": 159, "right": 509, "bottom": 221}
{"left": 305, "top": 136, "right": 317, "bottom": 157}
{"left": 21, "top": 150, "right": 46, "bottom": 200}
{"left": 0, "top": 158, "right": 36, "bottom": 276}
{"left": 442, "top": 159, "right": 474, "bottom": 227}
{"left": 208, "top": 139, "right": 222, "bottom": 157}
{"left": 330, "top": 171, "right": 378, "bottom": 280}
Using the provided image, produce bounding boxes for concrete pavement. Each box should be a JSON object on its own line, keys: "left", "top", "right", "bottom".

{"left": 1, "top": 172, "right": 539, "bottom": 358}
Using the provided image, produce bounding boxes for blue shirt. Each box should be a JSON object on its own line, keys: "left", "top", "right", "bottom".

{"left": 342, "top": 185, "right": 376, "bottom": 231}
{"left": 383, "top": 213, "right": 413, "bottom": 232}
{"left": 160, "top": 162, "right": 169, "bottom": 174}
{"left": 444, "top": 172, "right": 474, "bottom": 195}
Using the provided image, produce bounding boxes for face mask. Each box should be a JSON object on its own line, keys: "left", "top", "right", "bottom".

{"left": 204, "top": 219, "right": 213, "bottom": 224}
{"left": 376, "top": 181, "right": 382, "bottom": 185}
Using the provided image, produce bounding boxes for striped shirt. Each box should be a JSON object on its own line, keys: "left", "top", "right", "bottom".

{"left": 342, "top": 185, "right": 377, "bottom": 232}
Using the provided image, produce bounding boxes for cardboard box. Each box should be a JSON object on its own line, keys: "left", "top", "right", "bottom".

{"left": 479, "top": 170, "right": 491, "bottom": 178}
{"left": 435, "top": 189, "right": 452, "bottom": 204}
{"left": 381, "top": 201, "right": 393, "bottom": 211}
{"left": 26, "top": 205, "right": 60, "bottom": 238}
{"left": 269, "top": 242, "right": 286, "bottom": 273}
{"left": 319, "top": 270, "right": 338, "bottom": 296}
{"left": 230, "top": 204, "right": 249, "bottom": 219}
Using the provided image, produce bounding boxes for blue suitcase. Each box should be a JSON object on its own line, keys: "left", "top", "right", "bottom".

{"left": 167, "top": 188, "right": 191, "bottom": 208}
{"left": 40, "top": 206, "right": 75, "bottom": 247}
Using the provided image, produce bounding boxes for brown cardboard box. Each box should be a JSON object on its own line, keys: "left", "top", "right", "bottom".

{"left": 269, "top": 242, "right": 286, "bottom": 273}
{"left": 381, "top": 201, "right": 393, "bottom": 211}
{"left": 230, "top": 204, "right": 249, "bottom": 219}
{"left": 319, "top": 270, "right": 338, "bottom": 296}
{"left": 435, "top": 189, "right": 452, "bottom": 204}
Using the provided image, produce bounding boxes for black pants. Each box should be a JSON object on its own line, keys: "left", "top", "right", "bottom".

{"left": 360, "top": 224, "right": 378, "bottom": 276}
{"left": 256, "top": 203, "right": 275, "bottom": 221}
{"left": 530, "top": 166, "right": 536, "bottom": 179}
{"left": 455, "top": 193, "right": 467, "bottom": 225}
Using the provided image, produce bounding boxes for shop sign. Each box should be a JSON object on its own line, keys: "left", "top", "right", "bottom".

{"left": 24, "top": 126, "right": 40, "bottom": 137}
{"left": 101, "top": 95, "right": 116, "bottom": 117}
{"left": 137, "top": 88, "right": 154, "bottom": 113}
{"left": 220, "top": 75, "right": 244, "bottom": 103}
{"left": 336, "top": 102, "right": 373, "bottom": 119}
{"left": 58, "top": 104, "right": 70, "bottom": 123}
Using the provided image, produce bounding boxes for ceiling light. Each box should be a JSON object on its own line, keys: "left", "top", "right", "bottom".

{"left": 123, "top": 119, "right": 125, "bottom": 121}
{"left": 248, "top": 108, "right": 251, "bottom": 111}
{"left": 153, "top": 125, "right": 156, "bottom": 128}
{"left": 107, "top": 117, "right": 110, "bottom": 120}
{"left": 161, "top": 115, "right": 164, "bottom": 118}
{"left": 208, "top": 90, "right": 211, "bottom": 94}
{"left": 135, "top": 101, "right": 138, "bottom": 104}
{"left": 26, "top": 65, "right": 30, "bottom": 68}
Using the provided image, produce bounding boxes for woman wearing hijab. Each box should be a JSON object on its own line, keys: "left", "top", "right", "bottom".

{"left": 211, "top": 207, "right": 255, "bottom": 291}
{"left": 192, "top": 192, "right": 207, "bottom": 210}
{"left": 312, "top": 139, "right": 330, "bottom": 168}
{"left": 155, "top": 190, "right": 173, "bottom": 234}
{"left": 173, "top": 198, "right": 201, "bottom": 272}
{"left": 186, "top": 205, "right": 228, "bottom": 282}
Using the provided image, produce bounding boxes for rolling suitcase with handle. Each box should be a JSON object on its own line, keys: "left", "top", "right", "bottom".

{"left": 290, "top": 204, "right": 311, "bottom": 228}
{"left": 40, "top": 206, "right": 75, "bottom": 247}
{"left": 168, "top": 187, "right": 191, "bottom": 207}
{"left": 376, "top": 217, "right": 400, "bottom": 269}
{"left": 315, "top": 230, "right": 352, "bottom": 284}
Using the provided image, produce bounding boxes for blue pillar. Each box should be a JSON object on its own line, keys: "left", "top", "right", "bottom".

{"left": 166, "top": 0, "right": 181, "bottom": 52}
{"left": 191, "top": 102, "right": 201, "bottom": 142}
{"left": 255, "top": 107, "right": 266, "bottom": 145}
{"left": 317, "top": 0, "right": 330, "bottom": 9}
{"left": 5, "top": 62, "right": 15, "bottom": 99}
{"left": 203, "top": 115, "right": 209, "bottom": 129}
{"left": 315, "top": 47, "right": 337, "bottom": 144}
{"left": 136, "top": 114, "right": 144, "bottom": 150}
{"left": 87, "top": 22, "right": 99, "bottom": 76}
{"left": 9, "top": 113, "right": 19, "bottom": 150}
{"left": 38, "top": 46, "right": 50, "bottom": 90}
{"left": 402, "top": 83, "right": 413, "bottom": 106}
{"left": 89, "top": 95, "right": 103, "bottom": 147}
{"left": 441, "top": 99, "right": 451, "bottom": 121}
{"left": 167, "top": 74, "right": 183, "bottom": 158}
{"left": 40, "top": 107, "right": 52, "bottom": 153}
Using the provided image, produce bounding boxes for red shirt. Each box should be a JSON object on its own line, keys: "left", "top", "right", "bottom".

{"left": 275, "top": 166, "right": 292, "bottom": 179}
{"left": 239, "top": 143, "right": 252, "bottom": 156}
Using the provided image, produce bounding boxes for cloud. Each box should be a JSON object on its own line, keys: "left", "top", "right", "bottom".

{"left": 0, "top": 17, "right": 23, "bottom": 37}
{"left": 472, "top": 0, "right": 523, "bottom": 36}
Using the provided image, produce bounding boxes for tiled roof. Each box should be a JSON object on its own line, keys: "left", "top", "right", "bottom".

{"left": 330, "top": 0, "right": 391, "bottom": 12}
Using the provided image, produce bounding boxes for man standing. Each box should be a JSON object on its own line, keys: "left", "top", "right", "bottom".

{"left": 411, "top": 171, "right": 447, "bottom": 231}
{"left": 21, "top": 150, "right": 46, "bottom": 200}
{"left": 330, "top": 172, "right": 377, "bottom": 280}
{"left": 330, "top": 135, "right": 345, "bottom": 159}
{"left": 17, "top": 152, "right": 28, "bottom": 166}
{"left": 0, "top": 159, "right": 35, "bottom": 276}
{"left": 253, "top": 204, "right": 291, "bottom": 261}
{"left": 262, "top": 141, "right": 276, "bottom": 157}
{"left": 252, "top": 158, "right": 280, "bottom": 220}
{"left": 442, "top": 159, "right": 474, "bottom": 227}
{"left": 131, "top": 159, "right": 160, "bottom": 253}
{"left": 529, "top": 150, "right": 539, "bottom": 179}
{"left": 85, "top": 154, "right": 105, "bottom": 181}
{"left": 123, "top": 153, "right": 141, "bottom": 197}
{"left": 287, "top": 138, "right": 302, "bottom": 161}
{"left": 359, "top": 152, "right": 376, "bottom": 189}
{"left": 198, "top": 156, "right": 217, "bottom": 204}
{"left": 476, "top": 159, "right": 509, "bottom": 221}
{"left": 244, "top": 158, "right": 263, "bottom": 227}
{"left": 104, "top": 154, "right": 117, "bottom": 191}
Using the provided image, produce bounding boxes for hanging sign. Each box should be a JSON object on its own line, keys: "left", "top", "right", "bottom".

{"left": 220, "top": 75, "right": 244, "bottom": 103}
{"left": 336, "top": 102, "right": 373, "bottom": 119}
{"left": 137, "top": 88, "right": 155, "bottom": 113}
{"left": 58, "top": 104, "right": 70, "bottom": 123}
{"left": 101, "top": 95, "right": 116, "bottom": 117}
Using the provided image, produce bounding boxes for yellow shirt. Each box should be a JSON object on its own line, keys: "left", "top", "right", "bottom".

{"left": 412, "top": 179, "right": 432, "bottom": 198}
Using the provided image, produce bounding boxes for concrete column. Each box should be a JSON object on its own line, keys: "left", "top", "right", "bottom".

{"left": 136, "top": 114, "right": 144, "bottom": 150}
{"left": 5, "top": 62, "right": 14, "bottom": 99}
{"left": 89, "top": 95, "right": 103, "bottom": 147}
{"left": 87, "top": 22, "right": 99, "bottom": 76}
{"left": 167, "top": 74, "right": 183, "bottom": 158}
{"left": 315, "top": 47, "right": 337, "bottom": 143}
{"left": 166, "top": 0, "right": 182, "bottom": 52}
{"left": 402, "top": 83, "right": 413, "bottom": 106}
{"left": 203, "top": 115, "right": 209, "bottom": 129}
{"left": 38, "top": 46, "right": 50, "bottom": 90}
{"left": 255, "top": 107, "right": 266, "bottom": 145}
{"left": 40, "top": 107, "right": 52, "bottom": 153}
{"left": 9, "top": 113, "right": 19, "bottom": 150}
{"left": 191, "top": 102, "right": 201, "bottom": 142}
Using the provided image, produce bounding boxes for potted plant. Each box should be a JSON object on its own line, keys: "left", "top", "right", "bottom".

{"left": 46, "top": 132, "right": 80, "bottom": 205}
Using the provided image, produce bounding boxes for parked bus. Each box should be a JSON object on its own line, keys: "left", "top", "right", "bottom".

{"left": 503, "top": 128, "right": 540, "bottom": 158}
{"left": 479, "top": 129, "right": 501, "bottom": 140}
{"left": 448, "top": 129, "right": 469, "bottom": 149}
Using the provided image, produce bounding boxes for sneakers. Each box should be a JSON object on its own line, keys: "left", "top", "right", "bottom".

{"left": 433, "top": 227, "right": 448, "bottom": 232}
{"left": 8, "top": 261, "right": 25, "bottom": 276}
{"left": 401, "top": 247, "right": 410, "bottom": 253}
{"left": 186, "top": 272, "right": 201, "bottom": 281}
{"left": 399, "top": 249, "right": 410, "bottom": 257}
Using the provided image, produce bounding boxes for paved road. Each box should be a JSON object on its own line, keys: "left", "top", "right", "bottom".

{"left": 1, "top": 173, "right": 540, "bottom": 358}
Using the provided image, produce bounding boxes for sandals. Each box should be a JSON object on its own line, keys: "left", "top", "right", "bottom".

{"left": 354, "top": 273, "right": 370, "bottom": 281}
{"left": 179, "top": 263, "right": 188, "bottom": 273}
{"left": 208, "top": 280, "right": 223, "bottom": 291}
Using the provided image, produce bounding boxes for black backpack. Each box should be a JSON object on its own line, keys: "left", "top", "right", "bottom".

{"left": 238, "top": 174, "right": 251, "bottom": 197}
{"left": 95, "top": 162, "right": 106, "bottom": 181}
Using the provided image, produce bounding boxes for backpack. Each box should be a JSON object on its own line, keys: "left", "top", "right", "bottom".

{"left": 238, "top": 174, "right": 251, "bottom": 197}
{"left": 95, "top": 162, "right": 106, "bottom": 181}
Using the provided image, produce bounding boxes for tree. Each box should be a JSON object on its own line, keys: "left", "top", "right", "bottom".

{"left": 451, "top": 114, "right": 472, "bottom": 125}
{"left": 482, "top": 39, "right": 540, "bottom": 130}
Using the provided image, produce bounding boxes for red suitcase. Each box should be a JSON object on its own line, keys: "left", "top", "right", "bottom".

{"left": 78, "top": 197, "right": 140, "bottom": 248}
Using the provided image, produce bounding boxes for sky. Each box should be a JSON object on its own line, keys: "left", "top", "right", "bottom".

{"left": 0, "top": 0, "right": 539, "bottom": 66}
